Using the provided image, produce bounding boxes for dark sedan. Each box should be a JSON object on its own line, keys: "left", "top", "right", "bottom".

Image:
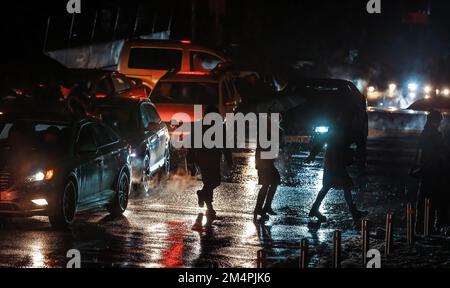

{"left": 91, "top": 98, "right": 170, "bottom": 194}
{"left": 0, "top": 113, "right": 132, "bottom": 228}
{"left": 280, "top": 79, "right": 368, "bottom": 158}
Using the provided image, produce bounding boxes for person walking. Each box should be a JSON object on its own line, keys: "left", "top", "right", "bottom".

{"left": 194, "top": 106, "right": 233, "bottom": 219}
{"left": 253, "top": 114, "right": 280, "bottom": 223}
{"left": 413, "top": 110, "right": 446, "bottom": 234}
{"left": 307, "top": 120, "right": 368, "bottom": 223}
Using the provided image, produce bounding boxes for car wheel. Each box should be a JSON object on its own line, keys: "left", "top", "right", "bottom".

{"left": 140, "top": 154, "right": 151, "bottom": 194}
{"left": 108, "top": 170, "right": 130, "bottom": 217}
{"left": 49, "top": 179, "right": 77, "bottom": 229}
{"left": 163, "top": 146, "right": 171, "bottom": 176}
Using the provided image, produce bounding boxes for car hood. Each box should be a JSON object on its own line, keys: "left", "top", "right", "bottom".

{"left": 0, "top": 148, "right": 66, "bottom": 181}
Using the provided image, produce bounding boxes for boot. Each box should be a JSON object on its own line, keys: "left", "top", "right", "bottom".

{"left": 196, "top": 190, "right": 205, "bottom": 208}
{"left": 350, "top": 204, "right": 368, "bottom": 221}
{"left": 309, "top": 204, "right": 327, "bottom": 222}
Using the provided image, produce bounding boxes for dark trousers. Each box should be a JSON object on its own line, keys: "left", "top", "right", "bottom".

{"left": 311, "top": 185, "right": 355, "bottom": 213}
{"left": 254, "top": 184, "right": 278, "bottom": 215}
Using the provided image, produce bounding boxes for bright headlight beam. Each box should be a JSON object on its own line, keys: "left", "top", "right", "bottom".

{"left": 32, "top": 199, "right": 48, "bottom": 206}
{"left": 315, "top": 126, "right": 329, "bottom": 134}
{"left": 408, "top": 82, "right": 418, "bottom": 92}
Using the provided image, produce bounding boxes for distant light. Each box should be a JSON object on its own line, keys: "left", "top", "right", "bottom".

{"left": 409, "top": 93, "right": 417, "bottom": 98}
{"left": 367, "top": 86, "right": 375, "bottom": 93}
{"left": 444, "top": 89, "right": 450, "bottom": 96}
{"left": 425, "top": 95, "right": 430, "bottom": 99}
{"left": 0, "top": 112, "right": 3, "bottom": 115}
{"left": 32, "top": 199, "right": 48, "bottom": 206}
{"left": 34, "top": 172, "right": 45, "bottom": 181}
{"left": 436, "top": 89, "right": 440, "bottom": 95}
{"left": 424, "top": 85, "right": 432, "bottom": 94}
{"left": 389, "top": 83, "right": 397, "bottom": 91}
{"left": 408, "top": 82, "right": 418, "bottom": 91}
{"left": 314, "top": 126, "right": 329, "bottom": 134}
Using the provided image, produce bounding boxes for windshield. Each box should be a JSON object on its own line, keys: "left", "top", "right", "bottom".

{"left": 0, "top": 120, "right": 71, "bottom": 154}
{"left": 151, "top": 82, "right": 219, "bottom": 105}
{"left": 93, "top": 106, "right": 137, "bottom": 136}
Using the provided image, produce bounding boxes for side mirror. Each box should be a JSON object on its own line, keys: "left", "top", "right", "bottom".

{"left": 147, "top": 122, "right": 161, "bottom": 132}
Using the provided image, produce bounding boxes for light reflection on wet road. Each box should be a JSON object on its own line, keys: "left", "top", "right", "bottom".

{"left": 0, "top": 140, "right": 418, "bottom": 268}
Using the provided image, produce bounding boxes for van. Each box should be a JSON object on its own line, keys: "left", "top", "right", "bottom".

{"left": 118, "top": 40, "right": 227, "bottom": 90}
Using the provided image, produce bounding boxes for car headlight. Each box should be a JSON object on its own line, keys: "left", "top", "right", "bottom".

{"left": 314, "top": 126, "right": 329, "bottom": 134}
{"left": 26, "top": 169, "right": 54, "bottom": 183}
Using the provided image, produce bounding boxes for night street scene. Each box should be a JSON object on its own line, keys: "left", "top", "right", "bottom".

{"left": 1, "top": 0, "right": 450, "bottom": 274}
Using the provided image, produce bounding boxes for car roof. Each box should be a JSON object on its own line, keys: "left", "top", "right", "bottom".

{"left": 68, "top": 69, "right": 122, "bottom": 80}
{"left": 292, "top": 78, "right": 357, "bottom": 87}
{"left": 125, "top": 39, "right": 225, "bottom": 56}
{"left": 92, "top": 97, "right": 153, "bottom": 108}
{"left": 0, "top": 111, "right": 90, "bottom": 125}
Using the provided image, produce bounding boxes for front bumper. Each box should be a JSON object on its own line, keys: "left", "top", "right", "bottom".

{"left": 0, "top": 184, "right": 57, "bottom": 217}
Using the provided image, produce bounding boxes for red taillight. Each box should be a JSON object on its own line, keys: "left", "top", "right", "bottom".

{"left": 95, "top": 93, "right": 108, "bottom": 99}
{"left": 176, "top": 71, "right": 209, "bottom": 76}
{"left": 180, "top": 40, "right": 191, "bottom": 44}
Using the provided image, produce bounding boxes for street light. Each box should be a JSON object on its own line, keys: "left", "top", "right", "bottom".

{"left": 408, "top": 82, "right": 418, "bottom": 92}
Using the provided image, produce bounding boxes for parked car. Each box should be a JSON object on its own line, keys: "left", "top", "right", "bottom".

{"left": 0, "top": 112, "right": 131, "bottom": 228}
{"left": 408, "top": 96, "right": 450, "bottom": 113}
{"left": 90, "top": 98, "right": 170, "bottom": 193}
{"left": 280, "top": 79, "right": 368, "bottom": 158}
{"left": 150, "top": 70, "right": 241, "bottom": 127}
{"left": 68, "top": 69, "right": 149, "bottom": 103}
{"left": 118, "top": 40, "right": 228, "bottom": 89}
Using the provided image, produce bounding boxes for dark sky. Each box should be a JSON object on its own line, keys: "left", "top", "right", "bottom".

{"left": 1, "top": 0, "right": 449, "bottom": 82}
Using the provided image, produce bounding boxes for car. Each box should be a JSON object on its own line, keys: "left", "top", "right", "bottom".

{"left": 280, "top": 79, "right": 368, "bottom": 157}
{"left": 118, "top": 40, "right": 228, "bottom": 90}
{"left": 90, "top": 98, "right": 170, "bottom": 194}
{"left": 68, "top": 69, "right": 149, "bottom": 103}
{"left": 0, "top": 112, "right": 131, "bottom": 228}
{"left": 149, "top": 70, "right": 241, "bottom": 129}
{"left": 408, "top": 96, "right": 450, "bottom": 113}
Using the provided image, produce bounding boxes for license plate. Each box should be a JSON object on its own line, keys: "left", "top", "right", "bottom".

{"left": 283, "top": 135, "right": 311, "bottom": 144}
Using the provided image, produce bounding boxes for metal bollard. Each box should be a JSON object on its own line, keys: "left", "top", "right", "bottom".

{"left": 257, "top": 249, "right": 267, "bottom": 268}
{"left": 407, "top": 203, "right": 414, "bottom": 245}
{"left": 362, "top": 219, "right": 369, "bottom": 264}
{"left": 384, "top": 213, "right": 393, "bottom": 256}
{"left": 424, "top": 198, "right": 430, "bottom": 237}
{"left": 332, "top": 230, "right": 341, "bottom": 268}
{"left": 299, "top": 238, "right": 309, "bottom": 268}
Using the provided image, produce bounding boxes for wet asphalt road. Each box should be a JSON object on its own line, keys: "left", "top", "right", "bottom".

{"left": 0, "top": 137, "right": 420, "bottom": 268}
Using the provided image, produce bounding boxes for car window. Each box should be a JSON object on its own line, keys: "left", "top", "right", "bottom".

{"left": 0, "top": 121, "right": 70, "bottom": 154}
{"left": 112, "top": 75, "right": 131, "bottom": 93}
{"left": 222, "top": 79, "right": 233, "bottom": 103}
{"left": 140, "top": 104, "right": 151, "bottom": 129}
{"left": 91, "top": 123, "right": 118, "bottom": 147}
{"left": 128, "top": 48, "right": 182, "bottom": 70}
{"left": 144, "top": 103, "right": 161, "bottom": 123}
{"left": 94, "top": 105, "right": 137, "bottom": 135}
{"left": 76, "top": 124, "right": 97, "bottom": 150}
{"left": 191, "top": 52, "right": 223, "bottom": 72}
{"left": 151, "top": 82, "right": 219, "bottom": 105}
{"left": 95, "top": 77, "right": 114, "bottom": 95}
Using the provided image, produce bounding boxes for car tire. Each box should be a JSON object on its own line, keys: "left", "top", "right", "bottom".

{"left": 138, "top": 153, "right": 151, "bottom": 194}
{"left": 49, "top": 179, "right": 77, "bottom": 229}
{"left": 162, "top": 145, "right": 171, "bottom": 177}
{"left": 107, "top": 170, "right": 130, "bottom": 217}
